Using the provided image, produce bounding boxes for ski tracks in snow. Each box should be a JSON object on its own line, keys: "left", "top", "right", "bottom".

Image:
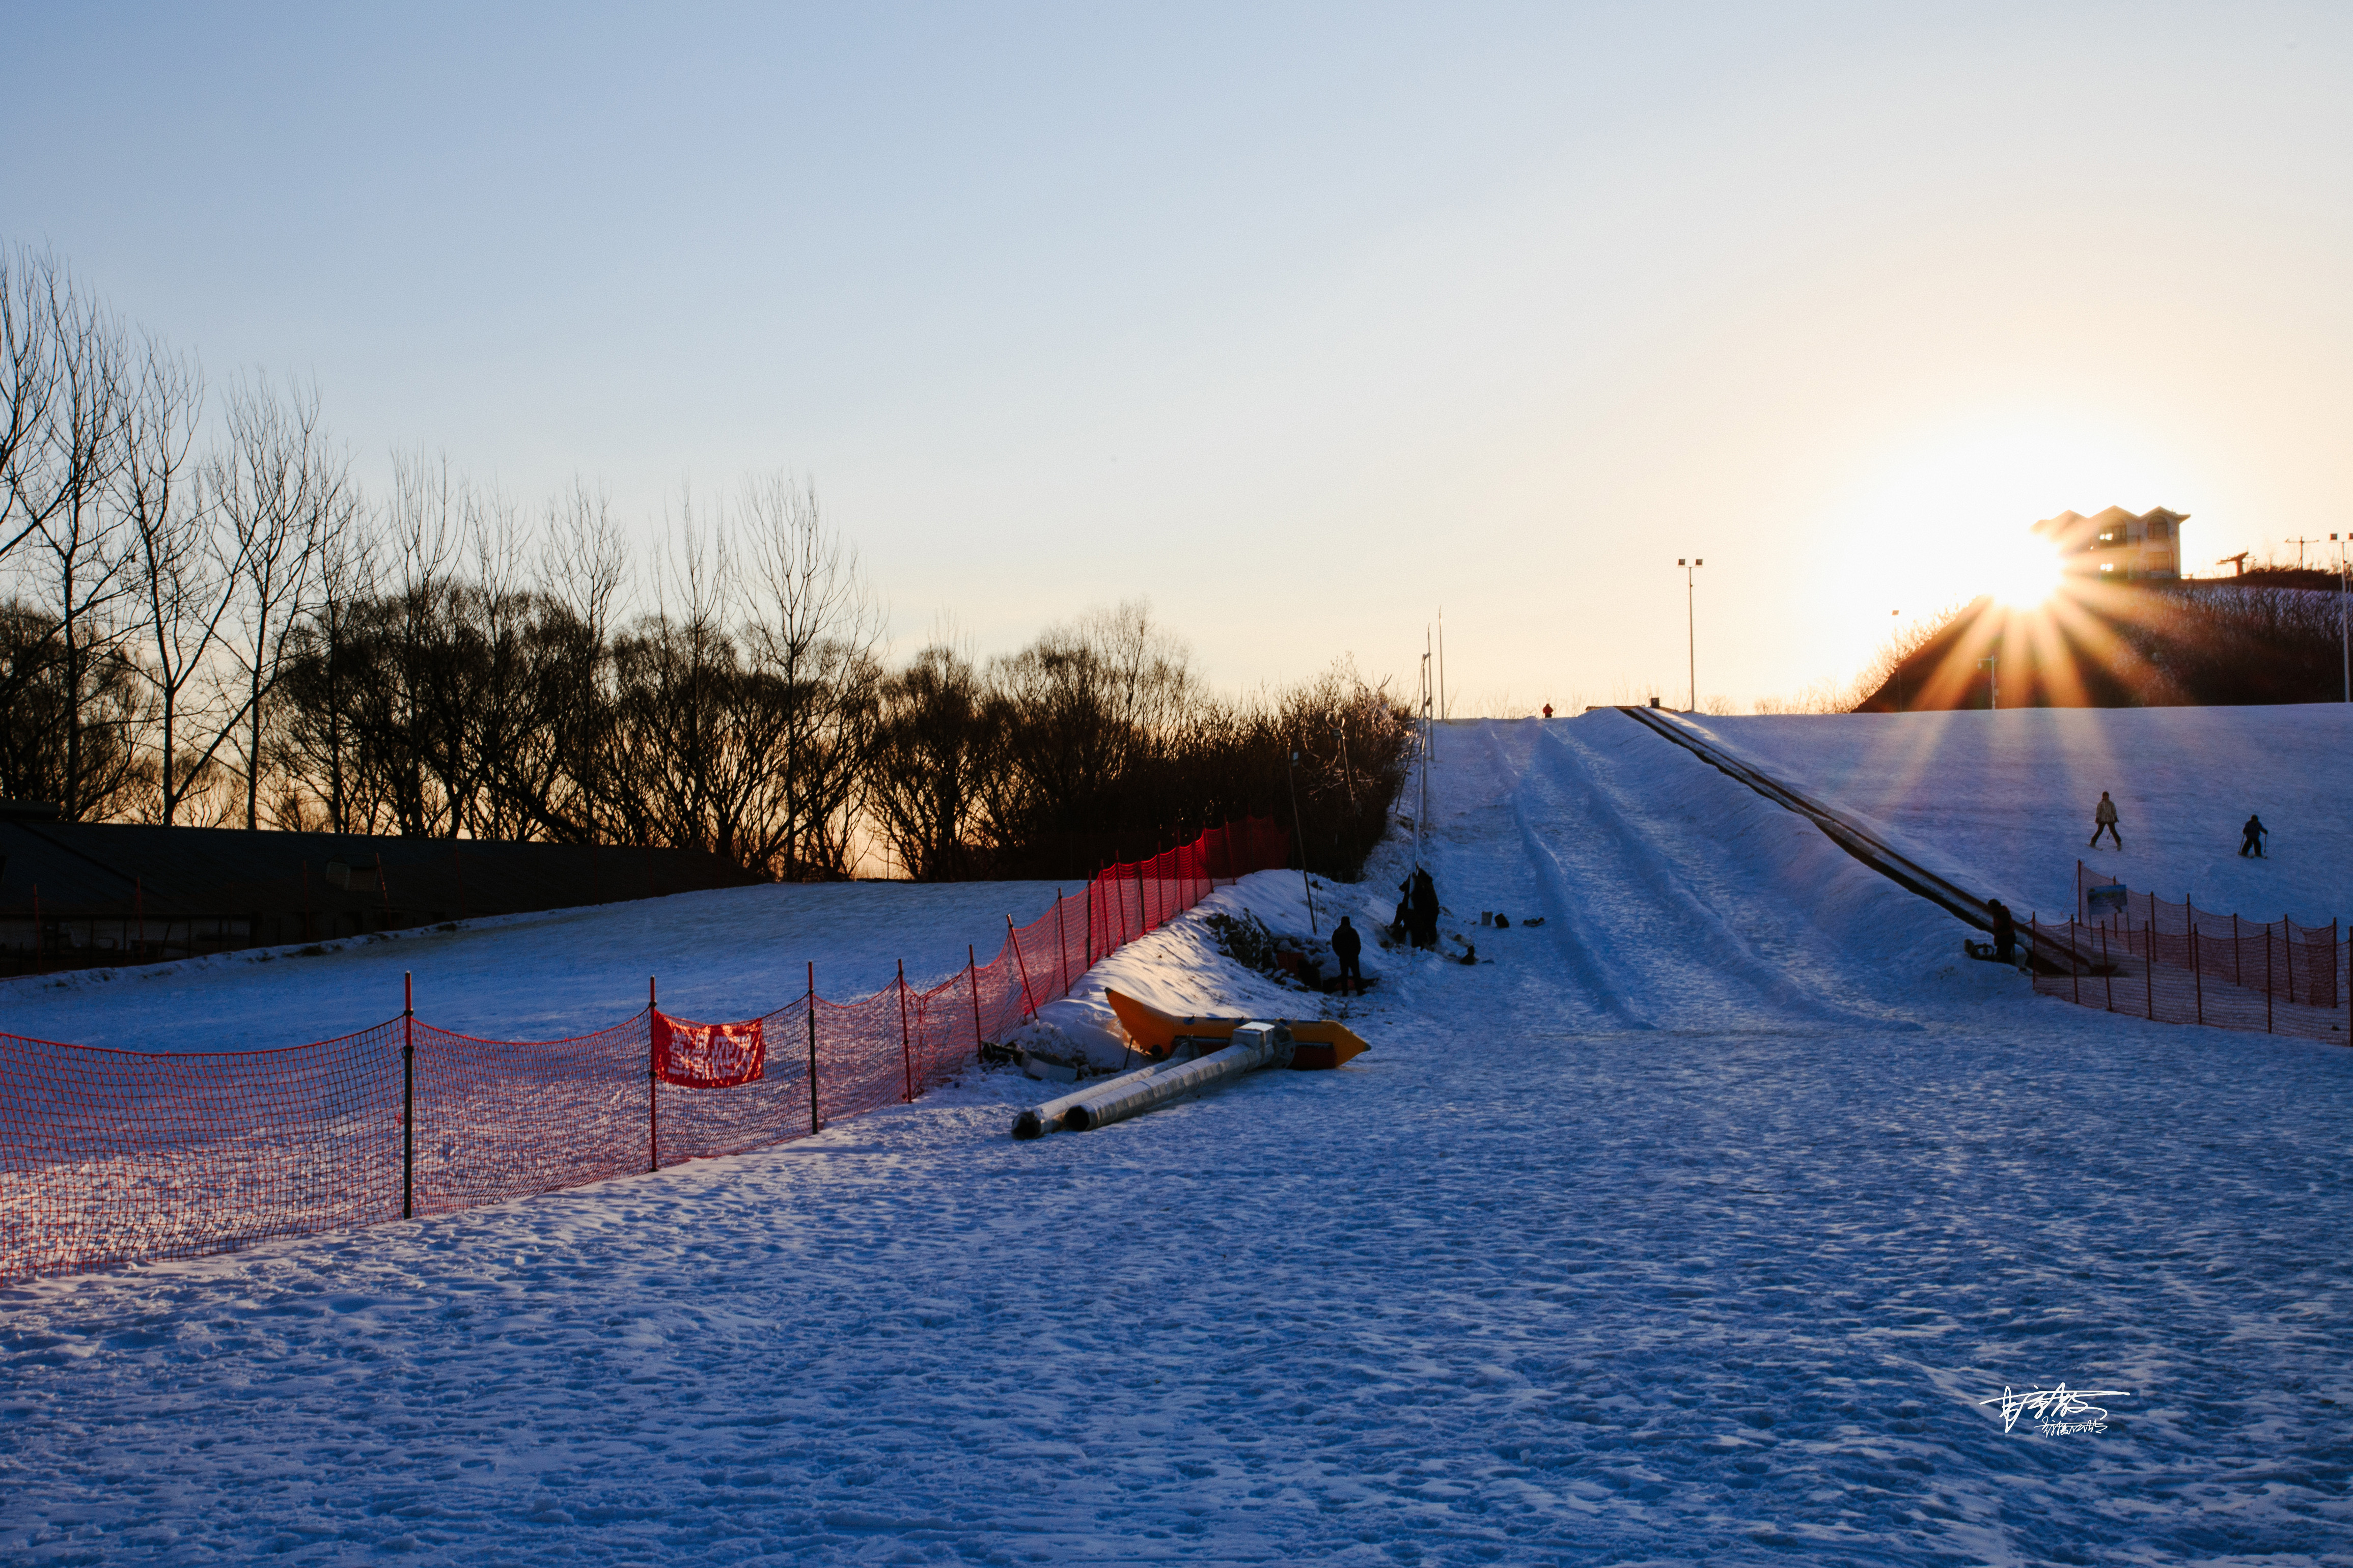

{"left": 1478, "top": 717, "right": 1917, "bottom": 1032}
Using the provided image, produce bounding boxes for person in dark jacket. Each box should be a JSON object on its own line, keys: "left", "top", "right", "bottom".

{"left": 1987, "top": 898, "right": 2016, "bottom": 963}
{"left": 1408, "top": 867, "right": 1441, "bottom": 949}
{"left": 1331, "top": 916, "right": 1363, "bottom": 994}
{"left": 2240, "top": 814, "right": 2268, "bottom": 858}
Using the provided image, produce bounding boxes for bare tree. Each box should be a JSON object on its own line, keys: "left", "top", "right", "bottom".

{"left": 868, "top": 638, "right": 991, "bottom": 879}
{"left": 0, "top": 245, "right": 60, "bottom": 563}
{"left": 21, "top": 271, "right": 135, "bottom": 819}
{"left": 119, "top": 337, "right": 242, "bottom": 824}
{"left": 742, "top": 473, "right": 882, "bottom": 878}
{"left": 212, "top": 377, "right": 341, "bottom": 829}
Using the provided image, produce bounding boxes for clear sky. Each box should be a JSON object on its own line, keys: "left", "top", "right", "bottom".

{"left": 7, "top": 3, "right": 2350, "bottom": 710}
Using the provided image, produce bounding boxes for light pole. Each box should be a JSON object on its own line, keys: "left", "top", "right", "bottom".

{"left": 2335, "top": 533, "right": 2349, "bottom": 704}
{"left": 1677, "top": 557, "right": 1704, "bottom": 712}
{"left": 1977, "top": 654, "right": 1999, "bottom": 711}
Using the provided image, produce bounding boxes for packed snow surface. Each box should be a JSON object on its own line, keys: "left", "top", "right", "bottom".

{"left": 1684, "top": 704, "right": 2353, "bottom": 928}
{"left": 4, "top": 712, "right": 2350, "bottom": 1564}
{"left": 0, "top": 881, "right": 1066, "bottom": 1051}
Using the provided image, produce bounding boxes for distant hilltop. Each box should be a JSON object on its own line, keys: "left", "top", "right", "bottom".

{"left": 1855, "top": 571, "right": 2347, "bottom": 711}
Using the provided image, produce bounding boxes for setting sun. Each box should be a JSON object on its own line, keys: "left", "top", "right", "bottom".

{"left": 1987, "top": 530, "right": 2062, "bottom": 606}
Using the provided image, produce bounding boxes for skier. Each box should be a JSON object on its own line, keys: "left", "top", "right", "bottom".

{"left": 1409, "top": 867, "right": 1441, "bottom": 949}
{"left": 1541, "top": 703, "right": 1554, "bottom": 719}
{"left": 1987, "top": 898, "right": 2016, "bottom": 963}
{"left": 2089, "top": 791, "right": 2122, "bottom": 850}
{"left": 1331, "top": 915, "right": 1363, "bottom": 995}
{"left": 2240, "top": 813, "right": 2268, "bottom": 858}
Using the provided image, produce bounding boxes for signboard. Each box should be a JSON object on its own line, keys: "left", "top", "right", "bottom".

{"left": 651, "top": 1011, "right": 766, "bottom": 1088}
{"left": 2084, "top": 883, "right": 2129, "bottom": 923}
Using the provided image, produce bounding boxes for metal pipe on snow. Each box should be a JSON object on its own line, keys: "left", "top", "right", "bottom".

{"left": 1060, "top": 1023, "right": 1294, "bottom": 1134}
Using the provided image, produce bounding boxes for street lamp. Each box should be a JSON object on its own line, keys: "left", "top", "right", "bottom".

{"left": 1677, "top": 557, "right": 1704, "bottom": 712}
{"left": 2335, "top": 533, "right": 2349, "bottom": 704}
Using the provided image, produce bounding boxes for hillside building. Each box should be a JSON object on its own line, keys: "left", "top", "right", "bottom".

{"left": 2033, "top": 505, "right": 2188, "bottom": 582}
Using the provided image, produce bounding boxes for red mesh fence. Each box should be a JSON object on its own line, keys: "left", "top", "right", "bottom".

{"left": 2028, "top": 861, "right": 2350, "bottom": 1044}
{"left": 0, "top": 816, "right": 1289, "bottom": 1282}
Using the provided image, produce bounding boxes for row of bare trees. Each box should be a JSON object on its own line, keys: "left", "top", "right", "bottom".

{"left": 2, "top": 246, "right": 1415, "bottom": 880}
{"left": 2, "top": 247, "right": 353, "bottom": 825}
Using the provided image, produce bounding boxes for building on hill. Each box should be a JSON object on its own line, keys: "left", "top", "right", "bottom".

{"left": 2033, "top": 505, "right": 2187, "bottom": 582}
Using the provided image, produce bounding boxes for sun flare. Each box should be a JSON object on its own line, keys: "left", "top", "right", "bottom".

{"left": 1988, "top": 530, "right": 2062, "bottom": 607}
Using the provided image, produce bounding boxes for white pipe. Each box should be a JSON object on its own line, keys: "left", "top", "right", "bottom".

{"left": 1008, "top": 1043, "right": 1210, "bottom": 1139}
{"left": 1062, "top": 1023, "right": 1294, "bottom": 1132}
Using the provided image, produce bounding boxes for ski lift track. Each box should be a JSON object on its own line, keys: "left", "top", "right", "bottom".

{"left": 1615, "top": 705, "right": 2033, "bottom": 947}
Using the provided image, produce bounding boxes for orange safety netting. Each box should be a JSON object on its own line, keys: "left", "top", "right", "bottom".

{"left": 2027, "top": 861, "right": 2349, "bottom": 1044}
{"left": 0, "top": 816, "right": 1290, "bottom": 1283}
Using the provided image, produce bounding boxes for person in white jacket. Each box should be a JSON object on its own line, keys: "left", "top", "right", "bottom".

{"left": 2089, "top": 791, "right": 2121, "bottom": 850}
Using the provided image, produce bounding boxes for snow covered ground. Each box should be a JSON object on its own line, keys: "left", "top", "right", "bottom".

{"left": 1680, "top": 705, "right": 2353, "bottom": 929}
{"left": 4, "top": 712, "right": 2351, "bottom": 1565}
{"left": 0, "top": 880, "right": 1066, "bottom": 1051}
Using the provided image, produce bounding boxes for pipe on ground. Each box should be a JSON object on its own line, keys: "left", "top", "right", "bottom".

{"left": 1062, "top": 1023, "right": 1293, "bottom": 1133}
{"left": 1009, "top": 1043, "right": 1213, "bottom": 1139}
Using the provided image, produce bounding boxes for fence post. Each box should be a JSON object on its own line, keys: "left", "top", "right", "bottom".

{"left": 2146, "top": 911, "right": 2155, "bottom": 1021}
{"left": 2266, "top": 926, "right": 2275, "bottom": 1033}
{"left": 2100, "top": 923, "right": 2113, "bottom": 1012}
{"left": 2070, "top": 919, "right": 2080, "bottom": 1005}
{"left": 648, "top": 975, "right": 659, "bottom": 1172}
{"left": 1137, "top": 853, "right": 1149, "bottom": 934}
{"left": 402, "top": 970, "right": 415, "bottom": 1220}
{"left": 898, "top": 960, "right": 913, "bottom": 1102}
{"left": 1008, "top": 913, "right": 1039, "bottom": 1018}
{"left": 807, "top": 961, "right": 820, "bottom": 1134}
{"left": 2192, "top": 923, "right": 2202, "bottom": 1024}
{"left": 1055, "top": 889, "right": 1069, "bottom": 996}
{"left": 968, "top": 943, "right": 983, "bottom": 1055}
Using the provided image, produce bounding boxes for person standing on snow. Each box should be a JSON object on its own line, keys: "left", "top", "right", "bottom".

{"left": 2240, "top": 814, "right": 2268, "bottom": 858}
{"left": 2089, "top": 791, "right": 2122, "bottom": 850}
{"left": 1331, "top": 916, "right": 1363, "bottom": 994}
{"left": 1409, "top": 867, "right": 1441, "bottom": 949}
{"left": 1987, "top": 898, "right": 2016, "bottom": 963}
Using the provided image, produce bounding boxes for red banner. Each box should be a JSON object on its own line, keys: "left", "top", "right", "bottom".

{"left": 652, "top": 1011, "right": 765, "bottom": 1088}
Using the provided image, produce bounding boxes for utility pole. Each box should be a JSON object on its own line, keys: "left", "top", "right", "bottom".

{"left": 1677, "top": 557, "right": 1704, "bottom": 712}
{"left": 2287, "top": 534, "right": 2324, "bottom": 570}
{"left": 2336, "top": 533, "right": 2350, "bottom": 703}
{"left": 1977, "top": 654, "right": 1999, "bottom": 711}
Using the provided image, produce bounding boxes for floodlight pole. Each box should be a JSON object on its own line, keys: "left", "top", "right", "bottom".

{"left": 1677, "top": 557, "right": 1704, "bottom": 712}
{"left": 2336, "top": 533, "right": 2349, "bottom": 703}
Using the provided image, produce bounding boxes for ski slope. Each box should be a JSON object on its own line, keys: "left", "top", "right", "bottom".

{"left": 5, "top": 713, "right": 2350, "bottom": 1566}
{"left": 0, "top": 880, "right": 1065, "bottom": 1052}
{"left": 1681, "top": 705, "right": 2353, "bottom": 929}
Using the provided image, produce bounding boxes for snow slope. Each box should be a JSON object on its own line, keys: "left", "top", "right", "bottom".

{"left": 1678, "top": 705, "right": 2353, "bottom": 929}
{"left": 4, "top": 713, "right": 2350, "bottom": 1565}
{"left": 0, "top": 880, "right": 1064, "bottom": 1052}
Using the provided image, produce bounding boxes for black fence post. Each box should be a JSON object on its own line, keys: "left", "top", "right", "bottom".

{"left": 402, "top": 970, "right": 415, "bottom": 1220}
{"left": 648, "top": 975, "right": 659, "bottom": 1172}
{"left": 807, "top": 961, "right": 821, "bottom": 1134}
